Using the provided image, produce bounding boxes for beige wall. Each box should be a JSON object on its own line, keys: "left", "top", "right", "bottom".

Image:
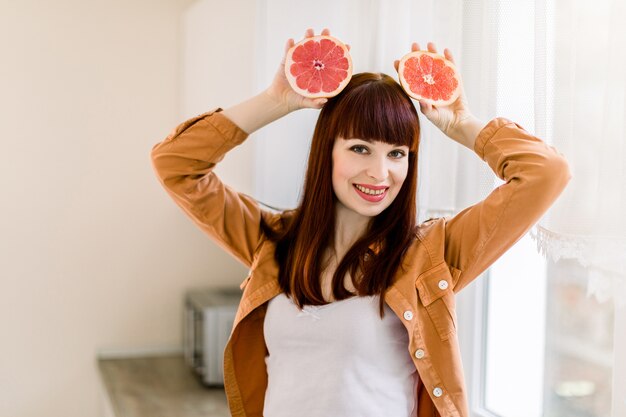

{"left": 0, "top": 1, "right": 251, "bottom": 416}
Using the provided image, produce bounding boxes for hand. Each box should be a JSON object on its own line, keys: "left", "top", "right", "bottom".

{"left": 266, "top": 28, "right": 350, "bottom": 113}
{"left": 394, "top": 42, "right": 475, "bottom": 142}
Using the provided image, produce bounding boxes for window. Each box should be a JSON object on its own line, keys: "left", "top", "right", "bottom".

{"left": 478, "top": 236, "right": 614, "bottom": 417}
{"left": 462, "top": 1, "right": 618, "bottom": 416}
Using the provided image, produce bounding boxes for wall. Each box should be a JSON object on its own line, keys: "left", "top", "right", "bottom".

{"left": 180, "top": 0, "right": 256, "bottom": 195}
{"left": 0, "top": 1, "right": 251, "bottom": 416}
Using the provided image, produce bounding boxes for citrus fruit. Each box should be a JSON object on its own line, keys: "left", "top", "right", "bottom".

{"left": 397, "top": 50, "right": 462, "bottom": 106}
{"left": 284, "top": 35, "right": 353, "bottom": 98}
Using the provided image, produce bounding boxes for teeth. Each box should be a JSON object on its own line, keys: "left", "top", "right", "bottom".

{"left": 355, "top": 184, "right": 386, "bottom": 196}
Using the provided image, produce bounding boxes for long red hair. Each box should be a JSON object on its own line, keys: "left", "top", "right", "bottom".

{"left": 261, "top": 72, "right": 421, "bottom": 317}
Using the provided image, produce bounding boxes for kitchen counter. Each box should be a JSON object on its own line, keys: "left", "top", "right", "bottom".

{"left": 98, "top": 355, "right": 231, "bottom": 417}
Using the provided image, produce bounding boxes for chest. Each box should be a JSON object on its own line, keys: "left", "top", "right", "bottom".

{"left": 263, "top": 292, "right": 412, "bottom": 366}
{"left": 319, "top": 267, "right": 356, "bottom": 301}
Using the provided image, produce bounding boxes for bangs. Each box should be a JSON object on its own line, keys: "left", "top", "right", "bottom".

{"left": 330, "top": 74, "right": 419, "bottom": 151}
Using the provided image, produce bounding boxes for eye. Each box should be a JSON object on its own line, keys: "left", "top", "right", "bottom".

{"left": 389, "top": 149, "right": 407, "bottom": 159}
{"left": 350, "top": 145, "right": 370, "bottom": 154}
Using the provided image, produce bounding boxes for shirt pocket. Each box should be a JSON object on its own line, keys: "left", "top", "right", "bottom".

{"left": 415, "top": 262, "right": 458, "bottom": 341}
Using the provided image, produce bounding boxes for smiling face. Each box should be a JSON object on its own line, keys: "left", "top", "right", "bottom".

{"left": 332, "top": 137, "right": 410, "bottom": 218}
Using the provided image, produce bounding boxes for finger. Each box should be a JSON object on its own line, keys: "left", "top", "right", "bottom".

{"left": 305, "top": 97, "right": 328, "bottom": 109}
{"left": 444, "top": 48, "right": 455, "bottom": 63}
{"left": 419, "top": 100, "right": 433, "bottom": 113}
{"left": 305, "top": 28, "right": 314, "bottom": 38}
{"left": 427, "top": 42, "right": 437, "bottom": 54}
{"left": 316, "top": 98, "right": 328, "bottom": 107}
{"left": 321, "top": 28, "right": 330, "bottom": 36}
{"left": 394, "top": 59, "right": 399, "bottom": 72}
{"left": 284, "top": 38, "right": 294, "bottom": 54}
{"left": 411, "top": 42, "right": 419, "bottom": 52}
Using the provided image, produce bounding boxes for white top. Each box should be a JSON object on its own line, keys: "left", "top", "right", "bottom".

{"left": 263, "top": 293, "right": 418, "bottom": 417}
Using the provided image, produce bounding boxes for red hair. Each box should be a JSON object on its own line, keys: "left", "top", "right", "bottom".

{"left": 261, "top": 72, "right": 421, "bottom": 317}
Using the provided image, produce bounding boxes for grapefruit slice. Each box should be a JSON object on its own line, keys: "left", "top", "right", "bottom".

{"left": 398, "top": 50, "right": 462, "bottom": 106}
{"left": 284, "top": 35, "right": 353, "bottom": 98}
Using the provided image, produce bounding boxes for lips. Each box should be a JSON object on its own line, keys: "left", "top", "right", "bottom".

{"left": 353, "top": 184, "right": 389, "bottom": 202}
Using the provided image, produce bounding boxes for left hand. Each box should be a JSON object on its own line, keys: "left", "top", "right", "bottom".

{"left": 394, "top": 42, "right": 475, "bottom": 141}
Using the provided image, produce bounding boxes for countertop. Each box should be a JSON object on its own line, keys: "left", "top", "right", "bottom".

{"left": 98, "top": 355, "right": 231, "bottom": 417}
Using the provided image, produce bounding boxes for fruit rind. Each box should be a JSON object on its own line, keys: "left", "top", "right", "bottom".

{"left": 284, "top": 35, "right": 353, "bottom": 99}
{"left": 397, "top": 50, "right": 462, "bottom": 107}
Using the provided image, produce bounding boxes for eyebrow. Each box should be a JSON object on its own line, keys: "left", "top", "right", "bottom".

{"left": 343, "top": 138, "right": 409, "bottom": 148}
{"left": 344, "top": 137, "right": 375, "bottom": 143}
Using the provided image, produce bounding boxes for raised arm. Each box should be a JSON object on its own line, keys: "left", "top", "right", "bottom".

{"left": 150, "top": 28, "right": 332, "bottom": 267}
{"left": 151, "top": 108, "right": 265, "bottom": 266}
{"left": 445, "top": 117, "right": 571, "bottom": 292}
{"left": 395, "top": 42, "right": 571, "bottom": 292}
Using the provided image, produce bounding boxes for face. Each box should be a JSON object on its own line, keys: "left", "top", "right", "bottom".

{"left": 331, "top": 137, "right": 410, "bottom": 218}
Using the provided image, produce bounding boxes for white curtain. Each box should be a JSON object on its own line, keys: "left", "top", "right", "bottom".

{"left": 529, "top": 0, "right": 626, "bottom": 304}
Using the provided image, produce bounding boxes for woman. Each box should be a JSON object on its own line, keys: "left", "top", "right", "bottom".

{"left": 151, "top": 28, "right": 571, "bottom": 417}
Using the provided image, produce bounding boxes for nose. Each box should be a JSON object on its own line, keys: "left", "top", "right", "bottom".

{"left": 366, "top": 155, "right": 389, "bottom": 181}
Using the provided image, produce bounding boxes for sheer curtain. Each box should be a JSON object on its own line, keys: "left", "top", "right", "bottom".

{"left": 529, "top": 0, "right": 626, "bottom": 304}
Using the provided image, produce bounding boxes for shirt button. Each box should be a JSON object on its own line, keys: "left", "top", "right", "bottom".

{"left": 438, "top": 280, "right": 449, "bottom": 290}
{"left": 414, "top": 349, "right": 425, "bottom": 359}
{"left": 403, "top": 310, "right": 413, "bottom": 320}
{"left": 433, "top": 387, "right": 443, "bottom": 397}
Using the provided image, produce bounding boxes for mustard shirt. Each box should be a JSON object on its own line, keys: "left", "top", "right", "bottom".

{"left": 150, "top": 109, "right": 571, "bottom": 417}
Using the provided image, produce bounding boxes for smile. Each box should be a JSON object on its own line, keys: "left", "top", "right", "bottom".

{"left": 353, "top": 184, "right": 389, "bottom": 202}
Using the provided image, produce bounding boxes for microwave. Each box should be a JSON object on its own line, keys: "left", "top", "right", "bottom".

{"left": 183, "top": 287, "right": 242, "bottom": 386}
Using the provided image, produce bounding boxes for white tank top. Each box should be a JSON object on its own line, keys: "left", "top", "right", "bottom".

{"left": 263, "top": 293, "right": 419, "bottom": 417}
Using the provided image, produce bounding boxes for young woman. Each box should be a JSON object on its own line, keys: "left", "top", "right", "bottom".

{"left": 151, "top": 28, "right": 571, "bottom": 417}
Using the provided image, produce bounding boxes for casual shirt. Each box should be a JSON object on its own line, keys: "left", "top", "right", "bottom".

{"left": 150, "top": 108, "right": 571, "bottom": 417}
{"left": 263, "top": 293, "right": 418, "bottom": 417}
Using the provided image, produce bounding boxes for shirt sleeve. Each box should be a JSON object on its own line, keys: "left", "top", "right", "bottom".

{"left": 150, "top": 108, "right": 269, "bottom": 268}
{"left": 445, "top": 117, "right": 572, "bottom": 293}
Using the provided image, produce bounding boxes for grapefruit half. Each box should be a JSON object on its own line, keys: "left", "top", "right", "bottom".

{"left": 398, "top": 50, "right": 462, "bottom": 106}
{"left": 284, "top": 35, "right": 353, "bottom": 98}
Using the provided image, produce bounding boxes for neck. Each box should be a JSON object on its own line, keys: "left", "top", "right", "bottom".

{"left": 331, "top": 202, "right": 371, "bottom": 260}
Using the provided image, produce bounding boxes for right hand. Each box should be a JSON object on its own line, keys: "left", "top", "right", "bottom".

{"left": 394, "top": 42, "right": 476, "bottom": 142}
{"left": 266, "top": 28, "right": 345, "bottom": 113}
